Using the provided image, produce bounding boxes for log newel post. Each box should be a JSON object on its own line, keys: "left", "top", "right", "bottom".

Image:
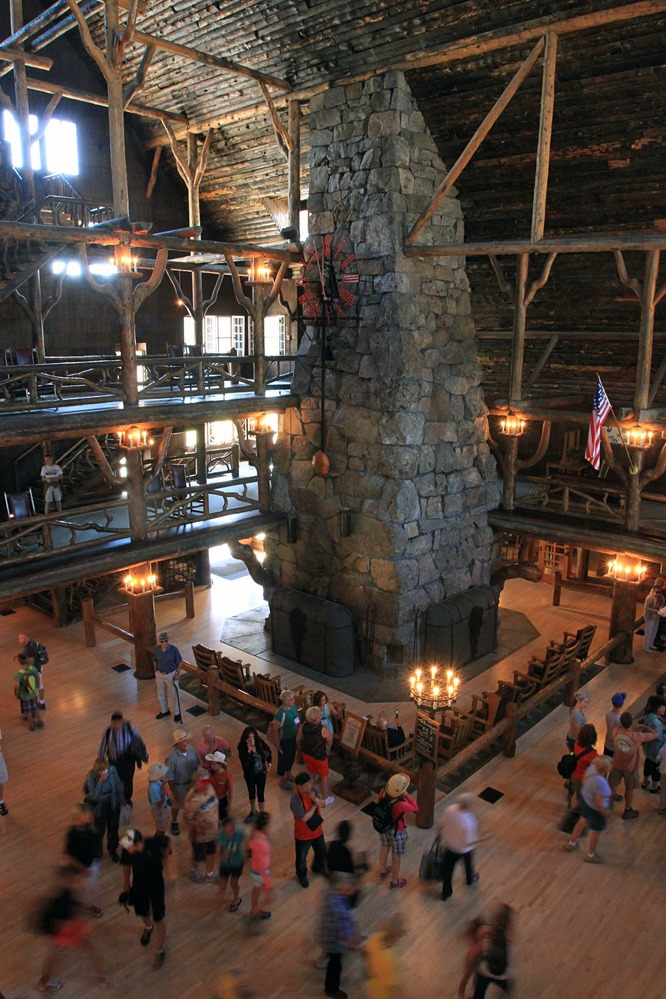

{"left": 608, "top": 579, "right": 638, "bottom": 664}
{"left": 563, "top": 661, "right": 581, "bottom": 708}
{"left": 184, "top": 580, "right": 195, "bottom": 619}
{"left": 502, "top": 436, "right": 519, "bottom": 510}
{"left": 82, "top": 597, "right": 97, "bottom": 647}
{"left": 415, "top": 760, "right": 436, "bottom": 829}
{"left": 207, "top": 664, "right": 221, "bottom": 716}
{"left": 502, "top": 702, "right": 517, "bottom": 757}
{"left": 126, "top": 568, "right": 157, "bottom": 679}
{"left": 126, "top": 447, "right": 148, "bottom": 540}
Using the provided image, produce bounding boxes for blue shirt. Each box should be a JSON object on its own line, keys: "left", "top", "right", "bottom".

{"left": 154, "top": 644, "right": 182, "bottom": 673}
{"left": 319, "top": 889, "right": 356, "bottom": 953}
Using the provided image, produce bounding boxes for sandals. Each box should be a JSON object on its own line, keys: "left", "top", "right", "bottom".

{"left": 229, "top": 898, "right": 242, "bottom": 912}
{"left": 389, "top": 878, "right": 407, "bottom": 890}
{"left": 379, "top": 868, "right": 391, "bottom": 881}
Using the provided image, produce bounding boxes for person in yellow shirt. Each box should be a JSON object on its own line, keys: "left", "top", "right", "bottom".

{"left": 364, "top": 912, "right": 406, "bottom": 999}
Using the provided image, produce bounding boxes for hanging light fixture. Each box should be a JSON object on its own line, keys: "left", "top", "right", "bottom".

{"left": 624, "top": 425, "right": 654, "bottom": 449}
{"left": 117, "top": 426, "right": 154, "bottom": 449}
{"left": 408, "top": 664, "right": 460, "bottom": 714}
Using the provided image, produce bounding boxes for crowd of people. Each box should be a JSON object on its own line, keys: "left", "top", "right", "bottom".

{"left": 16, "top": 623, "right": 666, "bottom": 997}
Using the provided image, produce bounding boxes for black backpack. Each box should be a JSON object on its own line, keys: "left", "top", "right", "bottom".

{"left": 372, "top": 793, "right": 396, "bottom": 834}
{"left": 34, "top": 643, "right": 49, "bottom": 668}
{"left": 556, "top": 746, "right": 590, "bottom": 780}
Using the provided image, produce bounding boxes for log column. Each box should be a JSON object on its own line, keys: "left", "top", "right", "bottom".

{"left": 607, "top": 579, "right": 638, "bottom": 664}
{"left": 127, "top": 564, "right": 158, "bottom": 679}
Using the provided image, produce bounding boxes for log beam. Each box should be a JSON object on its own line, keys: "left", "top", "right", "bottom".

{"left": 531, "top": 32, "right": 557, "bottom": 241}
{"left": 131, "top": 29, "right": 292, "bottom": 94}
{"left": 404, "top": 235, "right": 666, "bottom": 257}
{"left": 24, "top": 75, "right": 187, "bottom": 124}
{"left": 0, "top": 45, "right": 53, "bottom": 70}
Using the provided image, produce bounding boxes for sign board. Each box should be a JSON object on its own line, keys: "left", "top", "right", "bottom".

{"left": 414, "top": 710, "right": 439, "bottom": 763}
{"left": 339, "top": 711, "right": 367, "bottom": 755}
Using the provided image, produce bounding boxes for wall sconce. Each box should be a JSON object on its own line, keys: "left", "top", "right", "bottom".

{"left": 115, "top": 249, "right": 138, "bottom": 275}
{"left": 499, "top": 414, "right": 526, "bottom": 437}
{"left": 247, "top": 259, "right": 273, "bottom": 285}
{"left": 117, "top": 426, "right": 154, "bottom": 449}
{"left": 339, "top": 507, "right": 352, "bottom": 537}
{"left": 624, "top": 425, "right": 654, "bottom": 449}
{"left": 120, "top": 571, "right": 162, "bottom": 595}
{"left": 607, "top": 558, "right": 647, "bottom": 583}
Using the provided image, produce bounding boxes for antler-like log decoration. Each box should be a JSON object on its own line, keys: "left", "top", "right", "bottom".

{"left": 64, "top": 0, "right": 111, "bottom": 83}
{"left": 525, "top": 253, "right": 558, "bottom": 306}
{"left": 259, "top": 81, "right": 292, "bottom": 160}
{"left": 134, "top": 247, "right": 168, "bottom": 312}
{"left": 79, "top": 244, "right": 122, "bottom": 310}
{"left": 515, "top": 420, "right": 552, "bottom": 471}
{"left": 231, "top": 417, "right": 257, "bottom": 466}
{"left": 144, "top": 427, "right": 173, "bottom": 487}
{"left": 86, "top": 435, "right": 124, "bottom": 488}
{"left": 488, "top": 254, "right": 513, "bottom": 299}
{"left": 166, "top": 268, "right": 192, "bottom": 314}
{"left": 227, "top": 538, "right": 276, "bottom": 596}
{"left": 123, "top": 43, "right": 155, "bottom": 108}
{"left": 639, "top": 442, "right": 666, "bottom": 489}
{"left": 613, "top": 250, "right": 643, "bottom": 300}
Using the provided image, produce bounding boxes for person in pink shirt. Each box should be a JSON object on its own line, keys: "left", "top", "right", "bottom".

{"left": 198, "top": 725, "right": 232, "bottom": 768}
{"left": 248, "top": 812, "right": 272, "bottom": 920}
{"left": 377, "top": 773, "right": 418, "bottom": 891}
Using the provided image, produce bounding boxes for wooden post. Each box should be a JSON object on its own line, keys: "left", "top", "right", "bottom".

{"left": 184, "top": 580, "right": 195, "bottom": 619}
{"left": 126, "top": 447, "right": 147, "bottom": 540}
{"left": 126, "top": 565, "right": 157, "bottom": 679}
{"left": 502, "top": 702, "right": 517, "bottom": 757}
{"left": 207, "top": 664, "right": 221, "bottom": 716}
{"left": 634, "top": 250, "right": 660, "bottom": 412}
{"left": 531, "top": 32, "right": 557, "bottom": 242}
{"left": 552, "top": 569, "right": 562, "bottom": 606}
{"left": 502, "top": 436, "right": 519, "bottom": 510}
{"left": 105, "top": 1, "right": 130, "bottom": 217}
{"left": 82, "top": 596, "right": 97, "bottom": 647}
{"left": 608, "top": 579, "right": 638, "bottom": 664}
{"left": 288, "top": 99, "right": 301, "bottom": 233}
{"left": 255, "top": 429, "right": 273, "bottom": 514}
{"left": 415, "top": 760, "right": 436, "bottom": 829}
{"left": 563, "top": 661, "right": 581, "bottom": 708}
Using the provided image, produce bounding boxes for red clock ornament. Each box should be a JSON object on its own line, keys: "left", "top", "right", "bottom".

{"left": 297, "top": 232, "right": 360, "bottom": 323}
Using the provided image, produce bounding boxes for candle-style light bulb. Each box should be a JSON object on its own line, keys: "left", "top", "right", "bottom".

{"left": 433, "top": 686, "right": 439, "bottom": 698}
{"left": 415, "top": 668, "right": 421, "bottom": 681}
{"left": 409, "top": 675, "right": 415, "bottom": 688}
{"left": 431, "top": 666, "right": 437, "bottom": 680}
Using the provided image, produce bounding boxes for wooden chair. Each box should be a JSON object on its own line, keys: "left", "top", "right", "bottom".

{"left": 362, "top": 720, "right": 413, "bottom": 764}
{"left": 3, "top": 488, "right": 42, "bottom": 549}
{"left": 6, "top": 347, "right": 54, "bottom": 400}
{"left": 166, "top": 343, "right": 184, "bottom": 357}
{"left": 503, "top": 675, "right": 538, "bottom": 706}
{"left": 557, "top": 624, "right": 597, "bottom": 662}
{"left": 167, "top": 462, "right": 205, "bottom": 519}
{"left": 191, "top": 644, "right": 219, "bottom": 673}
{"left": 467, "top": 681, "right": 517, "bottom": 737}
{"left": 253, "top": 672, "right": 282, "bottom": 706}
{"left": 513, "top": 651, "right": 564, "bottom": 691}
{"left": 437, "top": 712, "right": 475, "bottom": 762}
{"left": 218, "top": 654, "right": 255, "bottom": 694}
{"left": 294, "top": 686, "right": 313, "bottom": 712}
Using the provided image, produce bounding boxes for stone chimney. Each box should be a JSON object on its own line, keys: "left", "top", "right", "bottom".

{"left": 268, "top": 70, "right": 500, "bottom": 674}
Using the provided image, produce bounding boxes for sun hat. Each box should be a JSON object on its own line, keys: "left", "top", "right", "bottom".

{"left": 386, "top": 773, "right": 410, "bottom": 798}
{"left": 148, "top": 762, "right": 168, "bottom": 780}
{"left": 172, "top": 728, "right": 192, "bottom": 744}
{"left": 205, "top": 751, "right": 227, "bottom": 765}
{"left": 611, "top": 692, "right": 627, "bottom": 708}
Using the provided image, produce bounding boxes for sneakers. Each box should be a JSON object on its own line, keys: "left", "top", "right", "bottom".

{"left": 0, "top": 802, "right": 8, "bottom": 816}
{"left": 171, "top": 821, "right": 180, "bottom": 836}
{"left": 155, "top": 711, "right": 171, "bottom": 720}
{"left": 565, "top": 841, "right": 580, "bottom": 852}
{"left": 173, "top": 715, "right": 182, "bottom": 724}
{"left": 389, "top": 878, "right": 407, "bottom": 890}
{"left": 153, "top": 951, "right": 165, "bottom": 970}
{"left": 324, "top": 795, "right": 335, "bottom": 806}
{"left": 612, "top": 793, "right": 624, "bottom": 802}
{"left": 206, "top": 871, "right": 219, "bottom": 883}
{"left": 298, "top": 875, "right": 310, "bottom": 888}
{"left": 37, "top": 981, "right": 63, "bottom": 993}
{"left": 244, "top": 811, "right": 256, "bottom": 825}
{"left": 622, "top": 808, "right": 639, "bottom": 819}
{"left": 38, "top": 701, "right": 46, "bottom": 711}
{"left": 585, "top": 853, "right": 604, "bottom": 864}
{"left": 140, "top": 925, "right": 154, "bottom": 946}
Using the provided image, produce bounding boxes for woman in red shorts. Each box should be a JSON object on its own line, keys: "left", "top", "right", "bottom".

{"left": 299, "top": 706, "right": 334, "bottom": 805}
{"left": 37, "top": 865, "right": 107, "bottom": 993}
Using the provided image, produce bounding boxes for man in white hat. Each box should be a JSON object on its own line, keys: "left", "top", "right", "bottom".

{"left": 153, "top": 632, "right": 184, "bottom": 723}
{"left": 375, "top": 773, "right": 417, "bottom": 891}
{"left": 164, "top": 730, "right": 200, "bottom": 836}
{"left": 205, "top": 751, "right": 234, "bottom": 820}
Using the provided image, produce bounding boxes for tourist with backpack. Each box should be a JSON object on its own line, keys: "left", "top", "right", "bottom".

{"left": 608, "top": 711, "right": 658, "bottom": 820}
{"left": 13, "top": 653, "right": 43, "bottom": 730}
{"left": 565, "top": 755, "right": 613, "bottom": 863}
{"left": 375, "top": 773, "right": 417, "bottom": 891}
{"left": 19, "top": 631, "right": 48, "bottom": 711}
{"left": 98, "top": 711, "right": 147, "bottom": 806}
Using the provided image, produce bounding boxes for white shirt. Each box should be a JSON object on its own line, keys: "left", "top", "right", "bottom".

{"left": 41, "top": 463, "right": 62, "bottom": 482}
{"left": 437, "top": 803, "right": 478, "bottom": 854}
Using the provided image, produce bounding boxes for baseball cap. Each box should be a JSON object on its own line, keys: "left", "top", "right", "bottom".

{"left": 158, "top": 631, "right": 169, "bottom": 641}
{"left": 611, "top": 692, "right": 627, "bottom": 708}
{"left": 120, "top": 829, "right": 138, "bottom": 849}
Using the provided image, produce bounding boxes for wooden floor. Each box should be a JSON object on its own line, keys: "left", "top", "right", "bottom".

{"left": 0, "top": 575, "right": 664, "bottom": 999}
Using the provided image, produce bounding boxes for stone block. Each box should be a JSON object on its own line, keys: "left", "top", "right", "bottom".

{"left": 377, "top": 479, "right": 420, "bottom": 521}
{"left": 425, "top": 496, "right": 443, "bottom": 518}
{"left": 405, "top": 521, "right": 419, "bottom": 539}
{"left": 443, "top": 493, "right": 464, "bottom": 517}
{"left": 366, "top": 444, "right": 420, "bottom": 479}
{"left": 370, "top": 557, "right": 420, "bottom": 592}
{"left": 309, "top": 128, "right": 333, "bottom": 149}
{"left": 367, "top": 111, "right": 401, "bottom": 137}
{"left": 382, "top": 134, "right": 411, "bottom": 167}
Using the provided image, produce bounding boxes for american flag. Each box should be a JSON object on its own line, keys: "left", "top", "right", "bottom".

{"left": 584, "top": 375, "right": 611, "bottom": 471}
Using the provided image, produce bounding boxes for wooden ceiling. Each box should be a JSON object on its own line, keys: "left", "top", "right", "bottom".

{"left": 12, "top": 1, "right": 666, "bottom": 408}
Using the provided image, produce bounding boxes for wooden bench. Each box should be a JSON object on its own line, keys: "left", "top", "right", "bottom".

{"left": 253, "top": 672, "right": 282, "bottom": 706}
{"left": 358, "top": 720, "right": 414, "bottom": 775}
{"left": 437, "top": 712, "right": 476, "bottom": 762}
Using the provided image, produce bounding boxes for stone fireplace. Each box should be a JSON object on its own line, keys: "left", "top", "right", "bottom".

{"left": 268, "top": 70, "right": 501, "bottom": 674}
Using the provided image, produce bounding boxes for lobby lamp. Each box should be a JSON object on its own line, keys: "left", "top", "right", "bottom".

{"left": 624, "top": 425, "right": 654, "bottom": 449}
{"left": 499, "top": 414, "right": 526, "bottom": 437}
{"left": 116, "top": 426, "right": 155, "bottom": 449}
{"left": 408, "top": 664, "right": 460, "bottom": 715}
{"left": 607, "top": 558, "right": 647, "bottom": 584}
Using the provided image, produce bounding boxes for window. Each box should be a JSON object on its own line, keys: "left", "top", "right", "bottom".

{"left": 264, "top": 314, "right": 286, "bottom": 356}
{"left": 3, "top": 111, "right": 79, "bottom": 175}
{"left": 248, "top": 319, "right": 254, "bottom": 355}
{"left": 232, "top": 316, "right": 245, "bottom": 354}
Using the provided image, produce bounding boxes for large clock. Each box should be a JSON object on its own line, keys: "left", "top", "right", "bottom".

{"left": 297, "top": 232, "right": 360, "bottom": 324}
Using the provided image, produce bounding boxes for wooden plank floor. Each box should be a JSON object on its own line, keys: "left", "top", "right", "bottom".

{"left": 0, "top": 576, "right": 664, "bottom": 999}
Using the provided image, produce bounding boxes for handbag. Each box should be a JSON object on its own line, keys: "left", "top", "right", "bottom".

{"left": 419, "top": 837, "right": 444, "bottom": 882}
{"left": 266, "top": 719, "right": 282, "bottom": 751}
{"left": 305, "top": 810, "right": 323, "bottom": 831}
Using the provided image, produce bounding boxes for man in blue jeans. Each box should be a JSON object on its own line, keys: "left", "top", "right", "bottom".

{"left": 153, "top": 632, "right": 183, "bottom": 723}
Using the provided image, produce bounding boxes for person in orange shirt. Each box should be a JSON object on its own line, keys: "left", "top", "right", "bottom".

{"left": 248, "top": 812, "right": 272, "bottom": 920}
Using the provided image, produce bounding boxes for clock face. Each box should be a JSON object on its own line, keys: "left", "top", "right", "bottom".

{"left": 297, "top": 232, "right": 360, "bottom": 323}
